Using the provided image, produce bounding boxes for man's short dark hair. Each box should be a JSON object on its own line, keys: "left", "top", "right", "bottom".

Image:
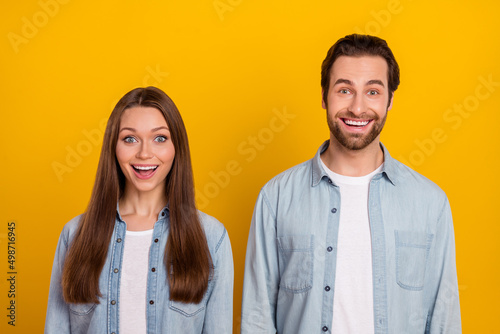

{"left": 321, "top": 34, "right": 400, "bottom": 106}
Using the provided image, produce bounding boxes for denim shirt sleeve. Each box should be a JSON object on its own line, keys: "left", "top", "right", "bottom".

{"left": 45, "top": 221, "right": 73, "bottom": 333}
{"left": 241, "top": 189, "right": 279, "bottom": 334}
{"left": 203, "top": 227, "right": 234, "bottom": 333}
{"left": 426, "top": 198, "right": 461, "bottom": 333}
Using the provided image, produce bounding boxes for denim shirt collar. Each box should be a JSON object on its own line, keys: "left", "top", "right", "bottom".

{"left": 311, "top": 140, "right": 397, "bottom": 187}
{"left": 115, "top": 202, "right": 170, "bottom": 222}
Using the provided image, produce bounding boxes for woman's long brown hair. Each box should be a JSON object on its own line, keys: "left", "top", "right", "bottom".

{"left": 61, "top": 87, "right": 212, "bottom": 304}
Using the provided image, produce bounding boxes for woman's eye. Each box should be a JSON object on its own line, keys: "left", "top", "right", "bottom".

{"left": 124, "top": 136, "right": 137, "bottom": 143}
{"left": 155, "top": 136, "right": 167, "bottom": 143}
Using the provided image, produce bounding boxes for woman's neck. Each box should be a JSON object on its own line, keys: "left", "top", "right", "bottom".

{"left": 118, "top": 187, "right": 168, "bottom": 230}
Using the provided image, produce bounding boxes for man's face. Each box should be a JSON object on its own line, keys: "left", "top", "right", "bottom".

{"left": 322, "top": 55, "right": 393, "bottom": 151}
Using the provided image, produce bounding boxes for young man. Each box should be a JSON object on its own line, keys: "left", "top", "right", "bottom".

{"left": 241, "top": 34, "right": 461, "bottom": 334}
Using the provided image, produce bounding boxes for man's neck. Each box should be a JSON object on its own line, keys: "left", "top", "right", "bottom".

{"left": 320, "top": 137, "right": 384, "bottom": 177}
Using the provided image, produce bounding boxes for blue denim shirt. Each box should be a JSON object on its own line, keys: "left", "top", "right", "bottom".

{"left": 45, "top": 206, "right": 233, "bottom": 334}
{"left": 241, "top": 141, "right": 461, "bottom": 334}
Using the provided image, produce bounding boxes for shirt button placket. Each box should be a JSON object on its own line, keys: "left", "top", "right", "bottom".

{"left": 111, "top": 231, "right": 123, "bottom": 333}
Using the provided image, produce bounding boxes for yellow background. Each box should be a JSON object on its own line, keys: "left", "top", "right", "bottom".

{"left": 1, "top": 0, "right": 499, "bottom": 332}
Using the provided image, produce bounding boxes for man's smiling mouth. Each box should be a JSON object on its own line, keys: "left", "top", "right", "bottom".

{"left": 342, "top": 119, "right": 371, "bottom": 127}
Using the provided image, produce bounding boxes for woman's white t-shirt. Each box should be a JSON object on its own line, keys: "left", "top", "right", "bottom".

{"left": 119, "top": 229, "right": 153, "bottom": 334}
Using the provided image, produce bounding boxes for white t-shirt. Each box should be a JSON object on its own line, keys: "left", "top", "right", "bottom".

{"left": 321, "top": 159, "right": 383, "bottom": 334}
{"left": 119, "top": 229, "right": 153, "bottom": 334}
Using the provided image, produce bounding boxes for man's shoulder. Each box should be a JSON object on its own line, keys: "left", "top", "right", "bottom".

{"left": 262, "top": 158, "right": 312, "bottom": 193}
{"left": 390, "top": 157, "right": 447, "bottom": 201}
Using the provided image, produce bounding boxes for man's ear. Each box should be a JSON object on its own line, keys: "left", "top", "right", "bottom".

{"left": 322, "top": 89, "right": 327, "bottom": 109}
{"left": 387, "top": 94, "right": 394, "bottom": 111}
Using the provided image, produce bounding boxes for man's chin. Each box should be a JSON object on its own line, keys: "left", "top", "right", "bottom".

{"left": 331, "top": 132, "right": 373, "bottom": 151}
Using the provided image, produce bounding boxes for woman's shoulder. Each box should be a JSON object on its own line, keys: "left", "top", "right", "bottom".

{"left": 197, "top": 210, "right": 229, "bottom": 253}
{"left": 59, "top": 214, "right": 84, "bottom": 240}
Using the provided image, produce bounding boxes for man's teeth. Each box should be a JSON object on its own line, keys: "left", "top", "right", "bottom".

{"left": 345, "top": 119, "right": 369, "bottom": 126}
{"left": 134, "top": 166, "right": 157, "bottom": 170}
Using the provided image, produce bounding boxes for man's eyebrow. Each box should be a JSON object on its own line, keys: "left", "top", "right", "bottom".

{"left": 333, "top": 78, "right": 386, "bottom": 87}
{"left": 366, "top": 79, "right": 385, "bottom": 87}
{"left": 334, "top": 78, "right": 353, "bottom": 86}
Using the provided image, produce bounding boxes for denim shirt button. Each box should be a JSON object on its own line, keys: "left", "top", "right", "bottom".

{"left": 161, "top": 211, "right": 165, "bottom": 217}
{"left": 111, "top": 300, "right": 116, "bottom": 305}
{"left": 327, "top": 246, "right": 333, "bottom": 252}
{"left": 149, "top": 300, "right": 154, "bottom": 305}
{"left": 322, "top": 326, "right": 328, "bottom": 332}
{"left": 154, "top": 238, "right": 159, "bottom": 243}
{"left": 116, "top": 238, "right": 122, "bottom": 243}
{"left": 113, "top": 268, "right": 119, "bottom": 273}
{"left": 324, "top": 286, "right": 330, "bottom": 291}
{"left": 331, "top": 208, "right": 337, "bottom": 213}
{"left": 328, "top": 179, "right": 333, "bottom": 184}
{"left": 151, "top": 267, "right": 156, "bottom": 272}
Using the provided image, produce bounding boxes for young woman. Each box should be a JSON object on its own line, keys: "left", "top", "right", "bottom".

{"left": 45, "top": 87, "right": 233, "bottom": 333}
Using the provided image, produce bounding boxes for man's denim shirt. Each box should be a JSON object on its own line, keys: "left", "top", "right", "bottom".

{"left": 241, "top": 141, "right": 461, "bottom": 334}
{"left": 45, "top": 206, "right": 234, "bottom": 334}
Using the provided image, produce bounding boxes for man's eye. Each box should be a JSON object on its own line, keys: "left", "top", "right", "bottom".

{"left": 124, "top": 136, "right": 137, "bottom": 143}
{"left": 155, "top": 136, "right": 167, "bottom": 143}
{"left": 368, "top": 90, "right": 379, "bottom": 95}
{"left": 339, "top": 89, "right": 350, "bottom": 94}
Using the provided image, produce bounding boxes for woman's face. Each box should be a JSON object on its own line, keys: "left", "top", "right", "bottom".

{"left": 116, "top": 106, "right": 175, "bottom": 195}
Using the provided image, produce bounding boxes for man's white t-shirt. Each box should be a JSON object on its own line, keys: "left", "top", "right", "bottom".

{"left": 119, "top": 229, "right": 153, "bottom": 334}
{"left": 321, "top": 159, "right": 383, "bottom": 333}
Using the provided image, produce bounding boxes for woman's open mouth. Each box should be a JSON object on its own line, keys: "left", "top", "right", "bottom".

{"left": 131, "top": 165, "right": 158, "bottom": 179}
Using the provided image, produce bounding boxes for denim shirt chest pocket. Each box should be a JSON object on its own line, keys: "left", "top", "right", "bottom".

{"left": 277, "top": 235, "right": 314, "bottom": 293}
{"left": 68, "top": 302, "right": 97, "bottom": 334}
{"left": 395, "top": 230, "right": 434, "bottom": 291}
{"left": 168, "top": 271, "right": 215, "bottom": 317}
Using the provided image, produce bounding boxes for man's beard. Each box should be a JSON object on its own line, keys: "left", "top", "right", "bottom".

{"left": 327, "top": 110, "right": 387, "bottom": 151}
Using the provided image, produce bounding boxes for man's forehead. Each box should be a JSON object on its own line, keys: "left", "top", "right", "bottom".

{"left": 330, "top": 55, "right": 388, "bottom": 83}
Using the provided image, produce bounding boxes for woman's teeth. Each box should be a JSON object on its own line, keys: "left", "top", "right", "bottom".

{"left": 133, "top": 165, "right": 158, "bottom": 170}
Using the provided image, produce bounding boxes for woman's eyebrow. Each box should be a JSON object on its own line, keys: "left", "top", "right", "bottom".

{"left": 119, "top": 127, "right": 136, "bottom": 133}
{"left": 151, "top": 126, "right": 169, "bottom": 132}
{"left": 119, "top": 126, "right": 169, "bottom": 133}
